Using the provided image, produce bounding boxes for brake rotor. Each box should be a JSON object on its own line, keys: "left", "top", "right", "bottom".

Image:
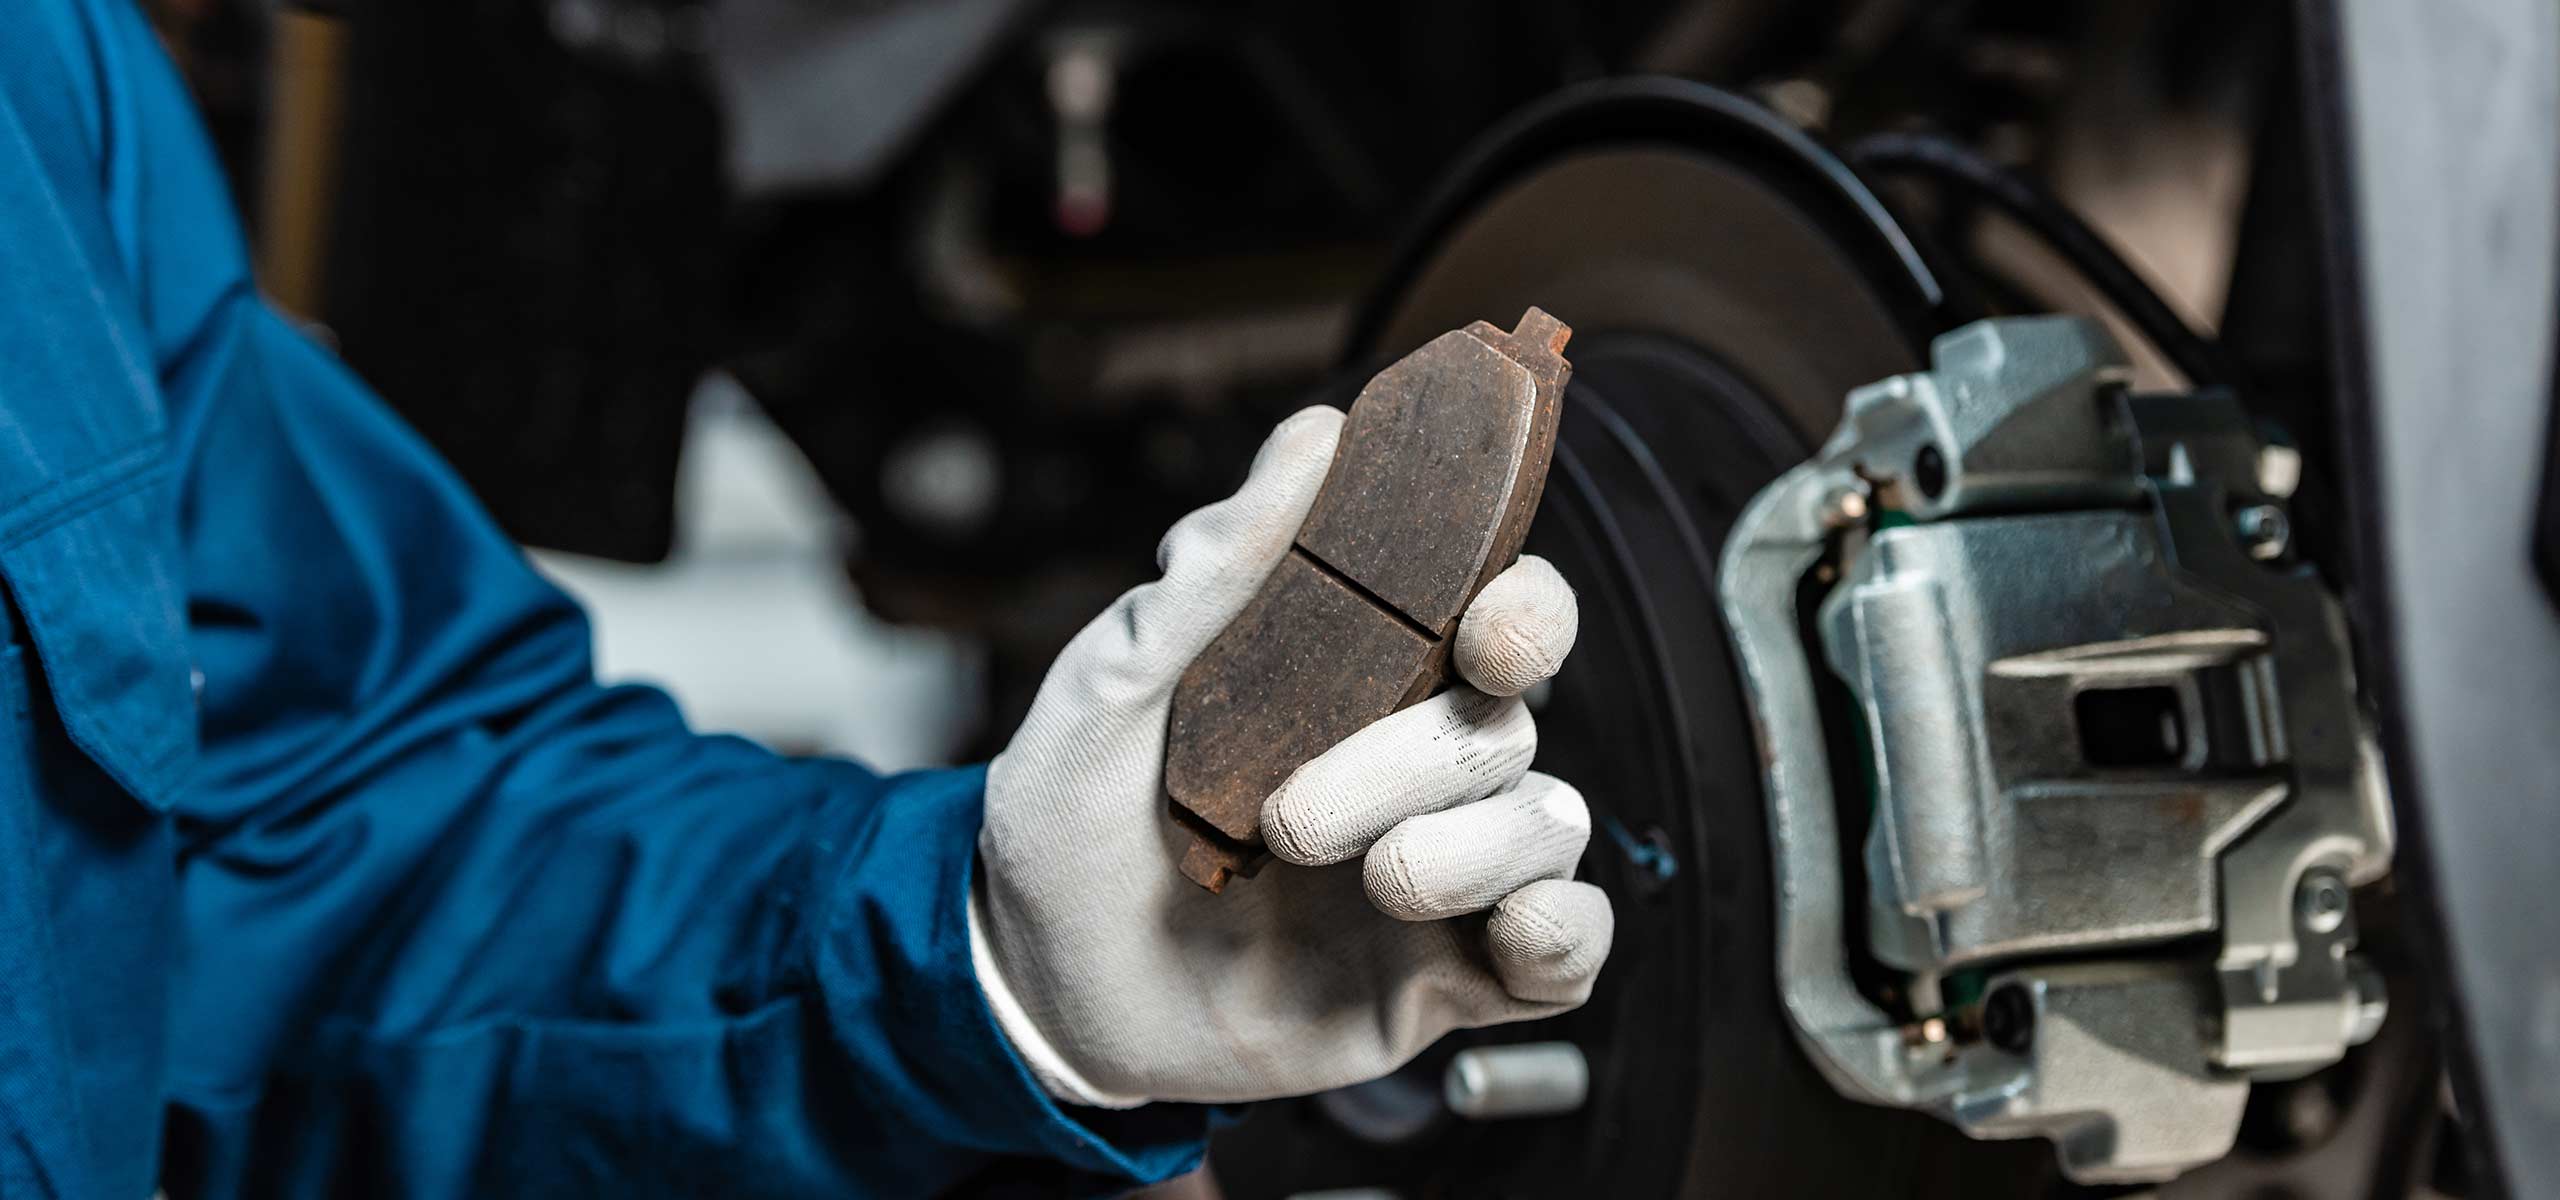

{"left": 1205, "top": 80, "right": 2066, "bottom": 1197}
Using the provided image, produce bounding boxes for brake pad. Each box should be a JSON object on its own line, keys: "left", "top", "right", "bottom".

{"left": 1164, "top": 308, "right": 1571, "bottom": 891}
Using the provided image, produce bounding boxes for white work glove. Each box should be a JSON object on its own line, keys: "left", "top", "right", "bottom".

{"left": 972, "top": 404, "right": 1613, "bottom": 1108}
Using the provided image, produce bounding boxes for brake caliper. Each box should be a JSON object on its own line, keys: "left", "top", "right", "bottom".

{"left": 1720, "top": 316, "right": 2391, "bottom": 1183}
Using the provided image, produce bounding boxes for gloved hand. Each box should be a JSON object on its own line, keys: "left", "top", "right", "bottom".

{"left": 972, "top": 405, "right": 1613, "bottom": 1108}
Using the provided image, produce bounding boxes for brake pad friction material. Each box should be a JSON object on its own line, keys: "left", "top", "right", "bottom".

{"left": 1165, "top": 309, "right": 1571, "bottom": 891}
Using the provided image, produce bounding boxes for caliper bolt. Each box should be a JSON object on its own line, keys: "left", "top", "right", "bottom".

{"left": 2235, "top": 504, "right": 2291, "bottom": 561}
{"left": 2298, "top": 870, "right": 2351, "bottom": 935}
{"left": 1983, "top": 985, "right": 2035, "bottom": 1054}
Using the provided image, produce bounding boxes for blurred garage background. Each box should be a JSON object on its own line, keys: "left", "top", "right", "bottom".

{"left": 145, "top": 0, "right": 2267, "bottom": 764}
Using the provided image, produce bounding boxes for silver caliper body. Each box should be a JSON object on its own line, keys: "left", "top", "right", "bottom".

{"left": 1719, "top": 317, "right": 2392, "bottom": 1182}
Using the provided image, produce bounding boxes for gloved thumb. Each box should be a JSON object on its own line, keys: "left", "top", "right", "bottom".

{"left": 1117, "top": 405, "right": 1344, "bottom": 683}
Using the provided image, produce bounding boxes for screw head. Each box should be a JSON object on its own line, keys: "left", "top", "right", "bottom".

{"left": 2299, "top": 871, "right": 2351, "bottom": 935}
{"left": 2235, "top": 504, "right": 2291, "bottom": 561}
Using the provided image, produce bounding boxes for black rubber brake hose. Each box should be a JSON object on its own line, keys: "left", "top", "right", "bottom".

{"left": 1848, "top": 130, "right": 2240, "bottom": 391}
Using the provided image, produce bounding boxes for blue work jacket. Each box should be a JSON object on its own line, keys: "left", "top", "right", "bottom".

{"left": 0, "top": 1, "right": 1206, "bottom": 1195}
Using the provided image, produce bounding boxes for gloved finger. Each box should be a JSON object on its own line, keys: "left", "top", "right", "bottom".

{"left": 1454, "top": 555, "right": 1578, "bottom": 697}
{"left": 1364, "top": 772, "right": 1589, "bottom": 921}
{"left": 1121, "top": 406, "right": 1344, "bottom": 674}
{"left": 1261, "top": 688, "right": 1535, "bottom": 867}
{"left": 1486, "top": 879, "right": 1614, "bottom": 1005}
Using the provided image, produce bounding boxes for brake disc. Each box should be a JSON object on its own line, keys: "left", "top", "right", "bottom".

{"left": 1202, "top": 71, "right": 2457, "bottom": 1199}
{"left": 1205, "top": 79, "right": 2066, "bottom": 1198}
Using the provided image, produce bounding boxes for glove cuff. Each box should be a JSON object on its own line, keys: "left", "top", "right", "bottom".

{"left": 968, "top": 872, "right": 1152, "bottom": 1110}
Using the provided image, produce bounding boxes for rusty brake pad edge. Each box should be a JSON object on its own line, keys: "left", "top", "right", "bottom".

{"left": 1163, "top": 308, "right": 1572, "bottom": 892}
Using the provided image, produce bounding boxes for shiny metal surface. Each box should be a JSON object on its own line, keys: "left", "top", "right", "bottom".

{"left": 1822, "top": 511, "right": 2291, "bottom": 972}
{"left": 1719, "top": 316, "right": 2394, "bottom": 1182}
{"left": 1964, "top": 964, "right": 2251, "bottom": 1184}
{"left": 1442, "top": 1043, "right": 1591, "bottom": 1120}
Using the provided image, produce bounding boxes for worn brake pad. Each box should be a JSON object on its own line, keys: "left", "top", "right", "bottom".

{"left": 1163, "top": 309, "right": 1571, "bottom": 891}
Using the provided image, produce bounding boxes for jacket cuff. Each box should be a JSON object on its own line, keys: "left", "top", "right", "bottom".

{"left": 811, "top": 764, "right": 1211, "bottom": 1192}
{"left": 968, "top": 877, "right": 1153, "bottom": 1109}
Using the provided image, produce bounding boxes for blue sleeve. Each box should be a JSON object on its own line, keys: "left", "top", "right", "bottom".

{"left": 47, "top": 2, "right": 1211, "bottom": 1194}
